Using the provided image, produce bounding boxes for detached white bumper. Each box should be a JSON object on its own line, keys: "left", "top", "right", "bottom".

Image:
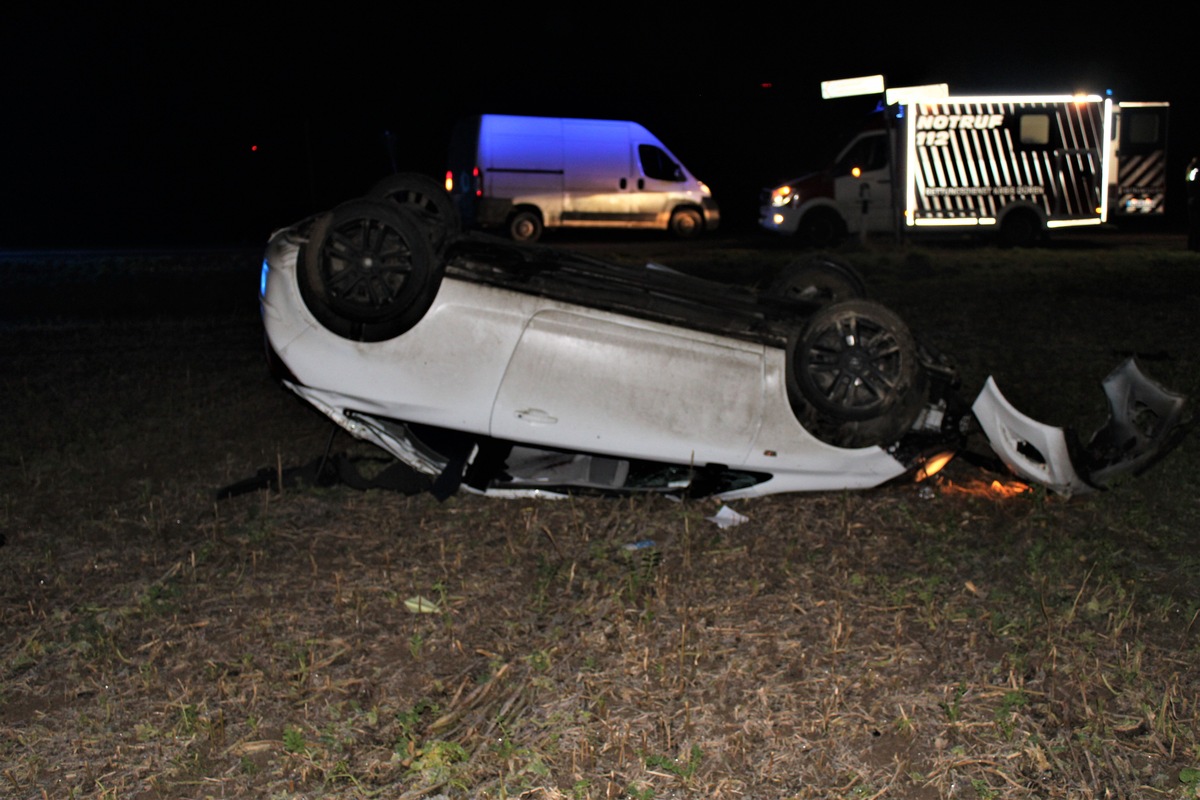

{"left": 972, "top": 359, "right": 1188, "bottom": 496}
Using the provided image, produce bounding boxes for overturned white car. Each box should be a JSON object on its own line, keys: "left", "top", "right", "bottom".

{"left": 259, "top": 174, "right": 1187, "bottom": 499}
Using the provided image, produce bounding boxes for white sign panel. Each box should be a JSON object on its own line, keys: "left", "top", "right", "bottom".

{"left": 885, "top": 84, "right": 950, "bottom": 104}
{"left": 821, "top": 75, "right": 885, "bottom": 99}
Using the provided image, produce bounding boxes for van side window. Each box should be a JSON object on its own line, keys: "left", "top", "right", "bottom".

{"left": 638, "top": 145, "right": 685, "bottom": 182}
{"left": 1018, "top": 114, "right": 1052, "bottom": 146}
{"left": 1127, "top": 112, "right": 1161, "bottom": 145}
{"left": 1120, "top": 109, "right": 1166, "bottom": 155}
{"left": 833, "top": 135, "right": 888, "bottom": 177}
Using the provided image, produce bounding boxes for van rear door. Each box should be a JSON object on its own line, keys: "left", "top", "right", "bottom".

{"left": 1111, "top": 102, "right": 1170, "bottom": 216}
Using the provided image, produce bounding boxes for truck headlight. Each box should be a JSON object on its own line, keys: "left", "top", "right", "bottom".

{"left": 770, "top": 185, "right": 796, "bottom": 207}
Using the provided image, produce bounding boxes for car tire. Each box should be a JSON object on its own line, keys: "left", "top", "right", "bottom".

{"left": 298, "top": 199, "right": 443, "bottom": 342}
{"left": 508, "top": 210, "right": 543, "bottom": 243}
{"left": 367, "top": 172, "right": 461, "bottom": 253}
{"left": 770, "top": 255, "right": 867, "bottom": 306}
{"left": 669, "top": 208, "right": 704, "bottom": 239}
{"left": 786, "top": 299, "right": 926, "bottom": 447}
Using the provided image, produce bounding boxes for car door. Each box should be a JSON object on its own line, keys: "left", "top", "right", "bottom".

{"left": 490, "top": 308, "right": 766, "bottom": 466}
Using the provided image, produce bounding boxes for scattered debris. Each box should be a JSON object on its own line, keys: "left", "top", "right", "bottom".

{"left": 404, "top": 596, "right": 441, "bottom": 614}
{"left": 706, "top": 505, "right": 749, "bottom": 528}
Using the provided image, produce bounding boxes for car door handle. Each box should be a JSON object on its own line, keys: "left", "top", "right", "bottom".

{"left": 513, "top": 408, "right": 558, "bottom": 425}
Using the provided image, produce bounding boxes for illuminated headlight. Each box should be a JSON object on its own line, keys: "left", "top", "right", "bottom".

{"left": 260, "top": 258, "right": 270, "bottom": 298}
{"left": 698, "top": 180, "right": 712, "bottom": 196}
{"left": 770, "top": 185, "right": 796, "bottom": 207}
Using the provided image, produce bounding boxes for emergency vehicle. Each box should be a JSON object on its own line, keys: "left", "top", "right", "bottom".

{"left": 761, "top": 92, "right": 1169, "bottom": 247}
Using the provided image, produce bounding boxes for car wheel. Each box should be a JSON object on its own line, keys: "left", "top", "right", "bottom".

{"left": 669, "top": 208, "right": 704, "bottom": 239}
{"left": 770, "top": 255, "right": 867, "bottom": 306}
{"left": 368, "top": 172, "right": 461, "bottom": 253}
{"left": 798, "top": 209, "right": 845, "bottom": 248}
{"left": 786, "top": 299, "right": 926, "bottom": 447}
{"left": 509, "top": 210, "right": 543, "bottom": 243}
{"left": 298, "top": 199, "right": 443, "bottom": 342}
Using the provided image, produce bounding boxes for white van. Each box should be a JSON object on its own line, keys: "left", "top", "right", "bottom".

{"left": 445, "top": 114, "right": 719, "bottom": 242}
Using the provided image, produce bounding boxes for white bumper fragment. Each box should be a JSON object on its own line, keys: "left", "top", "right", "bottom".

{"left": 972, "top": 377, "right": 1091, "bottom": 495}
{"left": 972, "top": 359, "right": 1188, "bottom": 496}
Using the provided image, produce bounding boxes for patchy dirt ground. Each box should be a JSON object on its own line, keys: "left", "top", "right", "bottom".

{"left": 2, "top": 235, "right": 1200, "bottom": 799}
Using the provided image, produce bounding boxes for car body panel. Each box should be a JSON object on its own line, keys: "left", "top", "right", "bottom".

{"left": 271, "top": 281, "right": 528, "bottom": 433}
{"left": 492, "top": 309, "right": 766, "bottom": 466}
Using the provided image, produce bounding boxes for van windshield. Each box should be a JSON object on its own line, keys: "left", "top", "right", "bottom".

{"left": 638, "top": 145, "right": 685, "bottom": 182}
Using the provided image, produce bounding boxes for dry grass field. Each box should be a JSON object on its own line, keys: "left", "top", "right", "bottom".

{"left": 2, "top": 232, "right": 1200, "bottom": 799}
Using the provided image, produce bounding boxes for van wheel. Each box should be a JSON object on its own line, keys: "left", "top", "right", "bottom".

{"left": 509, "top": 210, "right": 543, "bottom": 243}
{"left": 998, "top": 210, "right": 1039, "bottom": 248}
{"left": 298, "top": 199, "right": 443, "bottom": 342}
{"left": 770, "top": 255, "right": 867, "bottom": 307}
{"left": 669, "top": 208, "right": 704, "bottom": 239}
{"left": 785, "top": 299, "right": 925, "bottom": 447}
{"left": 368, "top": 172, "right": 461, "bottom": 253}
{"left": 798, "top": 209, "right": 845, "bottom": 248}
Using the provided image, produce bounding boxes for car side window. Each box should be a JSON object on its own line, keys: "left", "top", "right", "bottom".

{"left": 638, "top": 144, "right": 685, "bottom": 182}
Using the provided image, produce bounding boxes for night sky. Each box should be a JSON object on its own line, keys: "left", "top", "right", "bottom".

{"left": 4, "top": 8, "right": 1197, "bottom": 249}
